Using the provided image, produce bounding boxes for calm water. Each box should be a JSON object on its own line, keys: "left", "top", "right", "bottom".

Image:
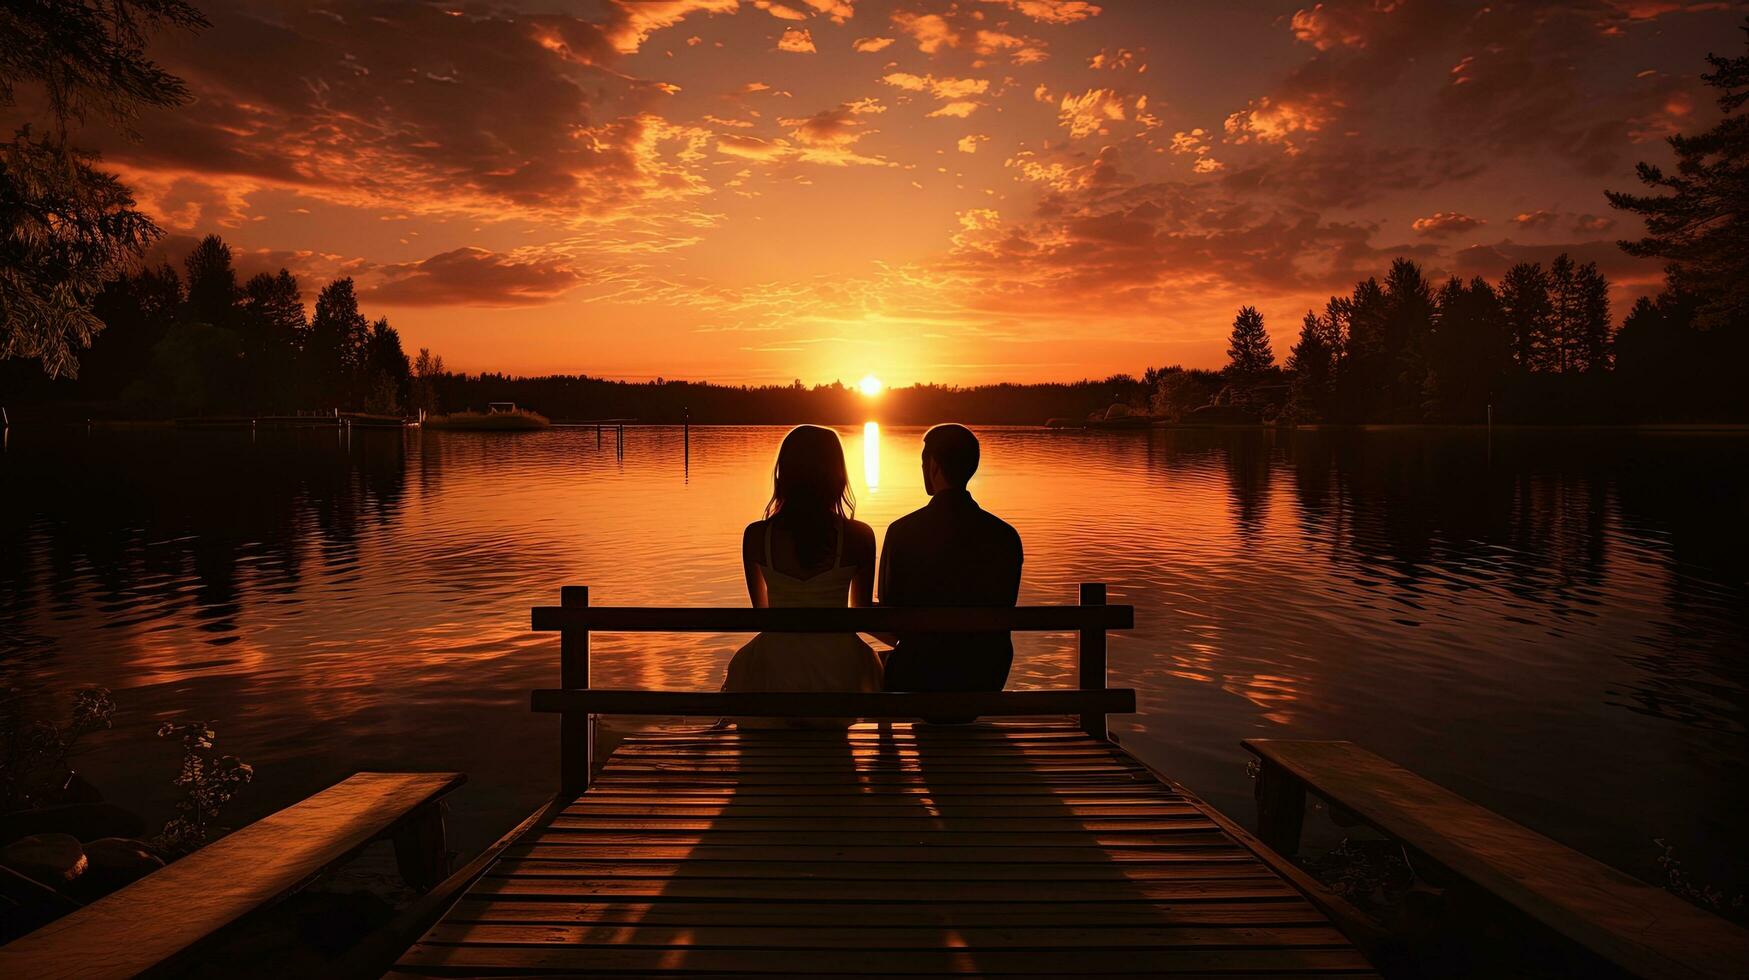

{"left": 2, "top": 424, "right": 1746, "bottom": 893}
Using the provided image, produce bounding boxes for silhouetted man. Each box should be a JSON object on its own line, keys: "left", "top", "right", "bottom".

{"left": 878, "top": 424, "right": 1023, "bottom": 718}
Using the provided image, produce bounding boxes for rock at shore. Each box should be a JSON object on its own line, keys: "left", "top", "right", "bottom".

{"left": 1, "top": 833, "right": 88, "bottom": 886}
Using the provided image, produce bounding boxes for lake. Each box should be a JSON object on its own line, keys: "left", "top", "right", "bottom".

{"left": 2, "top": 423, "right": 1746, "bottom": 896}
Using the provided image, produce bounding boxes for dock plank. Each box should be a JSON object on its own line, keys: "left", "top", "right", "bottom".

{"left": 441, "top": 899, "right": 1334, "bottom": 928}
{"left": 419, "top": 922, "right": 1355, "bottom": 949}
{"left": 394, "top": 725, "right": 1372, "bottom": 977}
{"left": 397, "top": 943, "right": 1376, "bottom": 974}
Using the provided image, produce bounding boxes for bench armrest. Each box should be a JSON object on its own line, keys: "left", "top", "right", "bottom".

{"left": 1242, "top": 739, "right": 1749, "bottom": 980}
{"left": 0, "top": 771, "right": 465, "bottom": 980}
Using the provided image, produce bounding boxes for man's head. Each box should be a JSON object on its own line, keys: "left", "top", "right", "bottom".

{"left": 921, "top": 423, "right": 980, "bottom": 495}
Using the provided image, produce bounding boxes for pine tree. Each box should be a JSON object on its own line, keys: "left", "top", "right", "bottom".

{"left": 1499, "top": 262, "right": 1553, "bottom": 371}
{"left": 0, "top": 1, "right": 206, "bottom": 378}
{"left": 1286, "top": 310, "right": 1338, "bottom": 421}
{"left": 411, "top": 347, "right": 446, "bottom": 415}
{"left": 83, "top": 261, "right": 182, "bottom": 398}
{"left": 183, "top": 234, "right": 238, "bottom": 329}
{"left": 1548, "top": 254, "right": 1578, "bottom": 373}
{"left": 308, "top": 278, "right": 369, "bottom": 408}
{"left": 361, "top": 317, "right": 410, "bottom": 414}
{"left": 1381, "top": 258, "right": 1435, "bottom": 419}
{"left": 1427, "top": 276, "right": 1508, "bottom": 420}
{"left": 1607, "top": 17, "right": 1749, "bottom": 330}
{"left": 1331, "top": 278, "right": 1386, "bottom": 420}
{"left": 1574, "top": 262, "right": 1612, "bottom": 373}
{"left": 243, "top": 268, "right": 306, "bottom": 410}
{"left": 1225, "top": 305, "right": 1275, "bottom": 377}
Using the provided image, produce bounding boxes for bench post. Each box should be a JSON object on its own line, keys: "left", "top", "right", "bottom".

{"left": 1078, "top": 582, "right": 1107, "bottom": 739}
{"left": 1254, "top": 759, "right": 1306, "bottom": 857}
{"left": 390, "top": 799, "right": 451, "bottom": 892}
{"left": 559, "top": 585, "right": 592, "bottom": 798}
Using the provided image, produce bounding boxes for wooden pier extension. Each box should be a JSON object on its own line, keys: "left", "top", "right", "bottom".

{"left": 391, "top": 585, "right": 1379, "bottom": 977}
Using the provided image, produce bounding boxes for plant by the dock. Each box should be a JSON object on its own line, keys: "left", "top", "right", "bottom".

{"left": 0, "top": 685, "right": 116, "bottom": 810}
{"left": 152, "top": 720, "right": 254, "bottom": 856}
{"left": 1655, "top": 838, "right": 1746, "bottom": 923}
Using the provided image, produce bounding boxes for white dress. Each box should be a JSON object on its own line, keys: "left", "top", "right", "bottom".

{"left": 722, "top": 520, "right": 883, "bottom": 727}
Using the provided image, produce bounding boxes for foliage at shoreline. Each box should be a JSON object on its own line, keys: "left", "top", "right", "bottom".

{"left": 0, "top": 686, "right": 116, "bottom": 812}
{"left": 152, "top": 721, "right": 254, "bottom": 856}
{"left": 424, "top": 409, "right": 551, "bottom": 431}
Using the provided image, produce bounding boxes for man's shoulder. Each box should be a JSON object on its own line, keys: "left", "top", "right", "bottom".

{"left": 882, "top": 506, "right": 928, "bottom": 542}
{"left": 976, "top": 507, "right": 1023, "bottom": 552}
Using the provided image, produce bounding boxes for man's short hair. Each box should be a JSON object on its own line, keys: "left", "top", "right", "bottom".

{"left": 923, "top": 423, "right": 980, "bottom": 488}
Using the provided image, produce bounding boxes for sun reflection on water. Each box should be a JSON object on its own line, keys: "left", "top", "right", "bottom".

{"left": 863, "top": 421, "right": 880, "bottom": 491}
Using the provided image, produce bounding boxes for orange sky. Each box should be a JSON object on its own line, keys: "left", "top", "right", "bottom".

{"left": 44, "top": 0, "right": 1743, "bottom": 384}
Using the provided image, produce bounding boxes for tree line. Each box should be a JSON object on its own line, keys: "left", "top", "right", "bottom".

{"left": 1147, "top": 252, "right": 1620, "bottom": 424}
{"left": 50, "top": 234, "right": 416, "bottom": 416}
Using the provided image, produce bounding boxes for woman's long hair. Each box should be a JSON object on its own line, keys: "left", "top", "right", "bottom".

{"left": 764, "top": 425, "right": 855, "bottom": 568}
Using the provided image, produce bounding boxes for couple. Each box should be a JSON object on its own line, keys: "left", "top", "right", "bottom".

{"left": 723, "top": 423, "right": 1022, "bottom": 724}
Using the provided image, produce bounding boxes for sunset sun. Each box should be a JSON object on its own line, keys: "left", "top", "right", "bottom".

{"left": 858, "top": 374, "right": 884, "bottom": 397}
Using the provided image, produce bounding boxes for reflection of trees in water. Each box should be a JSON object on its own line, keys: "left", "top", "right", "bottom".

{"left": 0, "top": 428, "right": 409, "bottom": 662}
{"left": 1221, "top": 430, "right": 1275, "bottom": 537}
{"left": 1279, "top": 429, "right": 1749, "bottom": 733}
{"left": 1608, "top": 436, "right": 1749, "bottom": 732}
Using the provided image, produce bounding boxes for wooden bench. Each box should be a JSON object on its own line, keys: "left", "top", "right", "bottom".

{"left": 1243, "top": 739, "right": 1749, "bottom": 980}
{"left": 529, "top": 583, "right": 1136, "bottom": 795}
{"left": 0, "top": 771, "right": 465, "bottom": 980}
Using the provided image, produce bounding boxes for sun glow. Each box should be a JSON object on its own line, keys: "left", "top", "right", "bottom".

{"left": 858, "top": 374, "right": 884, "bottom": 397}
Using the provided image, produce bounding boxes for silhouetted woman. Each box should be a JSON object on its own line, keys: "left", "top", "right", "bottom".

{"left": 722, "top": 425, "right": 882, "bottom": 725}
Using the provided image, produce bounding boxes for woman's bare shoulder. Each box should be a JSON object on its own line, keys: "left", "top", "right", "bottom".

{"left": 845, "top": 518, "right": 877, "bottom": 549}
{"left": 742, "top": 519, "right": 767, "bottom": 551}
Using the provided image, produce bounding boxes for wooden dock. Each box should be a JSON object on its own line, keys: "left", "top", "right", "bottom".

{"left": 388, "top": 583, "right": 1375, "bottom": 977}
{"left": 391, "top": 720, "right": 1377, "bottom": 977}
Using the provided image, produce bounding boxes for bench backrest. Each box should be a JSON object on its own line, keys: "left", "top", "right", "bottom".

{"left": 531, "top": 583, "right": 1134, "bottom": 794}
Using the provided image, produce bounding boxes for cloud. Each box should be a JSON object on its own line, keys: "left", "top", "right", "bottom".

{"left": 800, "top": 0, "right": 856, "bottom": 22}
{"left": 1513, "top": 209, "right": 1559, "bottom": 228}
{"left": 949, "top": 143, "right": 1447, "bottom": 318}
{"left": 852, "top": 36, "right": 895, "bottom": 52}
{"left": 958, "top": 134, "right": 990, "bottom": 153}
{"left": 882, "top": 72, "right": 990, "bottom": 100}
{"left": 1088, "top": 48, "right": 1139, "bottom": 71}
{"left": 892, "top": 11, "right": 959, "bottom": 53}
{"left": 981, "top": 0, "right": 1103, "bottom": 24}
{"left": 778, "top": 100, "right": 885, "bottom": 146}
{"left": 1411, "top": 211, "right": 1484, "bottom": 238}
{"left": 1223, "top": 95, "right": 1334, "bottom": 152}
{"left": 91, "top": 3, "right": 720, "bottom": 228}
{"left": 367, "top": 247, "right": 588, "bottom": 307}
{"left": 1169, "top": 128, "right": 1223, "bottom": 173}
{"left": 604, "top": 0, "right": 739, "bottom": 55}
{"left": 777, "top": 27, "right": 816, "bottom": 52}
{"left": 1288, "top": 2, "right": 1377, "bottom": 51}
{"left": 881, "top": 72, "right": 992, "bottom": 118}
{"left": 928, "top": 102, "right": 981, "bottom": 118}
{"left": 1042, "top": 87, "right": 1149, "bottom": 139}
{"left": 754, "top": 1, "right": 809, "bottom": 21}
{"left": 715, "top": 132, "right": 891, "bottom": 167}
